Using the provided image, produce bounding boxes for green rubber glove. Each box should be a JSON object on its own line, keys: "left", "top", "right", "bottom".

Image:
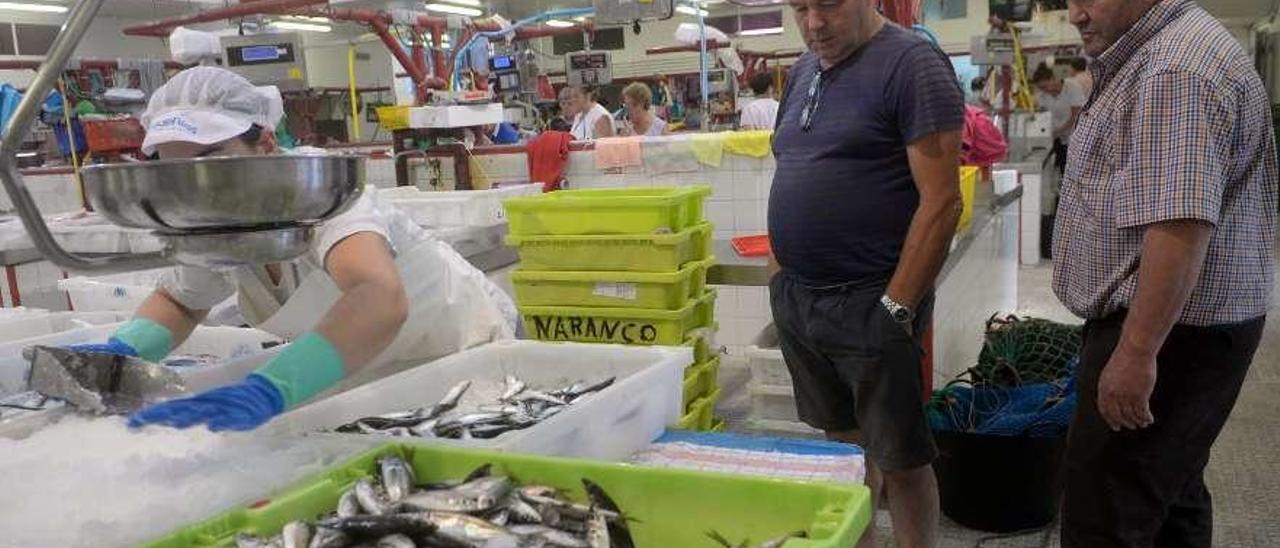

{"left": 110, "top": 318, "right": 174, "bottom": 363}
{"left": 252, "top": 332, "right": 347, "bottom": 409}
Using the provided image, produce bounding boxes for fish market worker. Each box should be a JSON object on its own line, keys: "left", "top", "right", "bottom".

{"left": 71, "top": 67, "right": 517, "bottom": 431}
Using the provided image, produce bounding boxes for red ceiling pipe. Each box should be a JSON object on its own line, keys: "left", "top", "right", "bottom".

{"left": 411, "top": 24, "right": 428, "bottom": 77}
{"left": 430, "top": 26, "right": 445, "bottom": 80}
{"left": 646, "top": 41, "right": 730, "bottom": 55}
{"left": 366, "top": 17, "right": 441, "bottom": 102}
{"left": 123, "top": 0, "right": 327, "bottom": 36}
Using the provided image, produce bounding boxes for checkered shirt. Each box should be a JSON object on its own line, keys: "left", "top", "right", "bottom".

{"left": 1052, "top": 0, "right": 1278, "bottom": 326}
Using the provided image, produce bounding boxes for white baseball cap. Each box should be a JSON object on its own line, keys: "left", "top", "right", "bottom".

{"left": 140, "top": 66, "right": 284, "bottom": 155}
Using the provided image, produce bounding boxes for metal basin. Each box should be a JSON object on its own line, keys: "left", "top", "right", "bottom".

{"left": 79, "top": 155, "right": 365, "bottom": 232}
{"left": 160, "top": 226, "right": 314, "bottom": 268}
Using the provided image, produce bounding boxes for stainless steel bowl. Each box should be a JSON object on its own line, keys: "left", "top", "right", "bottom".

{"left": 79, "top": 155, "right": 365, "bottom": 231}
{"left": 160, "top": 226, "right": 314, "bottom": 268}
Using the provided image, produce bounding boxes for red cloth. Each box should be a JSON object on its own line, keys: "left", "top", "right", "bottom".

{"left": 961, "top": 105, "right": 1008, "bottom": 168}
{"left": 527, "top": 131, "right": 573, "bottom": 192}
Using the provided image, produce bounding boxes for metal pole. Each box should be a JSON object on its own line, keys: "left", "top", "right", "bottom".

{"left": 0, "top": 0, "right": 168, "bottom": 273}
{"left": 697, "top": 4, "right": 710, "bottom": 131}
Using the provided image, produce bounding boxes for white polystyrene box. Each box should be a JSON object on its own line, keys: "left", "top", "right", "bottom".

{"left": 271, "top": 340, "right": 690, "bottom": 461}
{"left": 407, "top": 103, "right": 504, "bottom": 129}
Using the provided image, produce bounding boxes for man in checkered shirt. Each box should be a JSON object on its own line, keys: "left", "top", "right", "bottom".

{"left": 1053, "top": 0, "right": 1277, "bottom": 546}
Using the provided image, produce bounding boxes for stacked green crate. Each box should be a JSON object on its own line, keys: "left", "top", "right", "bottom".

{"left": 503, "top": 186, "right": 720, "bottom": 427}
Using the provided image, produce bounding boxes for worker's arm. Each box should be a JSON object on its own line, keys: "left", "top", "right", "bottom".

{"left": 315, "top": 232, "right": 410, "bottom": 372}
{"left": 884, "top": 129, "right": 964, "bottom": 326}
{"left": 69, "top": 286, "right": 210, "bottom": 363}
{"left": 593, "top": 115, "right": 615, "bottom": 138}
{"left": 1099, "top": 220, "right": 1212, "bottom": 431}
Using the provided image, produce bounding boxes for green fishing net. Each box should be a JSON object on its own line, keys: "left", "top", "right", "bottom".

{"left": 971, "top": 314, "right": 1083, "bottom": 387}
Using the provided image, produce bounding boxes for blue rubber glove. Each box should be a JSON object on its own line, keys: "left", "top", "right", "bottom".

{"left": 64, "top": 318, "right": 173, "bottom": 363}
{"left": 127, "top": 373, "right": 285, "bottom": 432}
{"left": 64, "top": 338, "right": 139, "bottom": 357}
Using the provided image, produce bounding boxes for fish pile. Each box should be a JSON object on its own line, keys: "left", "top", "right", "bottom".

{"left": 333, "top": 376, "right": 615, "bottom": 440}
{"left": 236, "top": 455, "right": 635, "bottom": 548}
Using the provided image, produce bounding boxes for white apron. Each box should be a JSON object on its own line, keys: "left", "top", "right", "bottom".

{"left": 235, "top": 238, "right": 513, "bottom": 369}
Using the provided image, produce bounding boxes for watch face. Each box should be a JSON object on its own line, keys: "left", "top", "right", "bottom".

{"left": 891, "top": 308, "right": 912, "bottom": 323}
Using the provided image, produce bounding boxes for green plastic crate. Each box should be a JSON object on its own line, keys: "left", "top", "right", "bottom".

{"left": 683, "top": 324, "right": 718, "bottom": 365}
{"left": 144, "top": 443, "right": 869, "bottom": 548}
{"left": 506, "top": 222, "right": 712, "bottom": 272}
{"left": 505, "top": 186, "right": 711, "bottom": 236}
{"left": 695, "top": 288, "right": 717, "bottom": 328}
{"left": 683, "top": 356, "right": 721, "bottom": 410}
{"left": 711, "top": 418, "right": 727, "bottom": 432}
{"left": 512, "top": 256, "right": 715, "bottom": 310}
{"left": 521, "top": 290, "right": 717, "bottom": 346}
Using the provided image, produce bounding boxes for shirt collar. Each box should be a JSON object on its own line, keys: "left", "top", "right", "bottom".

{"left": 1091, "top": 0, "right": 1193, "bottom": 83}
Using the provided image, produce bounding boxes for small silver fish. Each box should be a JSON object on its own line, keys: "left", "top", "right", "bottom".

{"left": 506, "top": 495, "right": 544, "bottom": 524}
{"left": 375, "top": 534, "right": 416, "bottom": 548}
{"left": 508, "top": 525, "right": 591, "bottom": 548}
{"left": 354, "top": 479, "right": 391, "bottom": 515}
{"left": 414, "top": 511, "right": 521, "bottom": 547}
{"left": 401, "top": 487, "right": 500, "bottom": 514}
{"left": 336, "top": 488, "right": 361, "bottom": 518}
{"left": 760, "top": 531, "right": 808, "bottom": 548}
{"left": 585, "top": 511, "right": 611, "bottom": 548}
{"left": 281, "top": 521, "right": 312, "bottom": 548}
{"left": 519, "top": 391, "right": 567, "bottom": 406}
{"left": 382, "top": 427, "right": 412, "bottom": 437}
{"left": 409, "top": 418, "right": 438, "bottom": 437}
{"left": 307, "top": 526, "right": 350, "bottom": 548}
{"left": 500, "top": 375, "right": 526, "bottom": 401}
{"left": 379, "top": 456, "right": 415, "bottom": 503}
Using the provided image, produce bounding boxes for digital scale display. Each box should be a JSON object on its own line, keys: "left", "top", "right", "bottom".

{"left": 241, "top": 45, "right": 283, "bottom": 63}
{"left": 569, "top": 53, "right": 609, "bottom": 70}
{"left": 490, "top": 55, "right": 515, "bottom": 71}
{"left": 227, "top": 42, "right": 297, "bottom": 67}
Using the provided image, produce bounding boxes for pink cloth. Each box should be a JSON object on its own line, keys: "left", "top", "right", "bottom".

{"left": 594, "top": 136, "right": 644, "bottom": 170}
{"left": 961, "top": 105, "right": 1008, "bottom": 167}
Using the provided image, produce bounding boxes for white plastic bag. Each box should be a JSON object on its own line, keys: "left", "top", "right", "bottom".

{"left": 168, "top": 27, "right": 221, "bottom": 65}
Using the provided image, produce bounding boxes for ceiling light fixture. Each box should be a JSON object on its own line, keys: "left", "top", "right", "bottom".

{"left": 271, "top": 21, "right": 332, "bottom": 32}
{"left": 424, "top": 2, "right": 483, "bottom": 16}
{"left": 738, "top": 26, "right": 784, "bottom": 36}
{"left": 675, "top": 5, "right": 709, "bottom": 17}
{"left": 437, "top": 0, "right": 482, "bottom": 6}
{"left": 0, "top": 2, "right": 68, "bottom": 13}
{"left": 545, "top": 19, "right": 574, "bottom": 28}
{"left": 283, "top": 15, "right": 331, "bottom": 23}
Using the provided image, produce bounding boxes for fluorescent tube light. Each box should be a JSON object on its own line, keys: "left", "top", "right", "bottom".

{"left": 424, "top": 3, "right": 483, "bottom": 17}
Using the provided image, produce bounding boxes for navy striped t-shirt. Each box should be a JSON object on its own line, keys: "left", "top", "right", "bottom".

{"left": 768, "top": 23, "right": 964, "bottom": 285}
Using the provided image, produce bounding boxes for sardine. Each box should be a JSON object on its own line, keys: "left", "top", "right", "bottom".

{"left": 518, "top": 391, "right": 567, "bottom": 407}
{"left": 337, "top": 488, "right": 362, "bottom": 518}
{"left": 379, "top": 456, "right": 415, "bottom": 503}
{"left": 281, "top": 521, "right": 313, "bottom": 548}
{"left": 565, "top": 377, "right": 615, "bottom": 401}
{"left": 422, "top": 380, "right": 471, "bottom": 419}
{"left": 409, "top": 418, "right": 438, "bottom": 438}
{"left": 308, "top": 526, "right": 351, "bottom": 548}
{"left": 508, "top": 525, "right": 590, "bottom": 548}
{"left": 376, "top": 534, "right": 417, "bottom": 548}
{"left": 401, "top": 487, "right": 501, "bottom": 514}
{"left": 582, "top": 479, "right": 633, "bottom": 547}
{"left": 355, "top": 479, "right": 392, "bottom": 516}
{"left": 506, "top": 496, "right": 543, "bottom": 524}
{"left": 319, "top": 513, "right": 438, "bottom": 539}
{"left": 500, "top": 375, "right": 526, "bottom": 402}
{"left": 585, "top": 511, "right": 610, "bottom": 548}
{"left": 412, "top": 511, "right": 520, "bottom": 547}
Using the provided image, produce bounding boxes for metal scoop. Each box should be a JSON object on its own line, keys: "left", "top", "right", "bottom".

{"left": 24, "top": 346, "right": 187, "bottom": 415}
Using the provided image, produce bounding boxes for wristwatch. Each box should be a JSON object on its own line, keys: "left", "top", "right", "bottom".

{"left": 880, "top": 295, "right": 914, "bottom": 324}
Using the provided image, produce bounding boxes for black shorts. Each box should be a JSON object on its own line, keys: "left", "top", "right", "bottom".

{"left": 768, "top": 272, "right": 936, "bottom": 472}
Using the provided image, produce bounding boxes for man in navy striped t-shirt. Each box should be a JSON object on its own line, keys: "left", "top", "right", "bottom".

{"left": 768, "top": 1, "right": 965, "bottom": 547}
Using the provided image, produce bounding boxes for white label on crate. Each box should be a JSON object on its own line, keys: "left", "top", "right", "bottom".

{"left": 593, "top": 282, "right": 637, "bottom": 301}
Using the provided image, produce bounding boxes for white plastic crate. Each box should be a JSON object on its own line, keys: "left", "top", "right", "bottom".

{"left": 57, "top": 267, "right": 172, "bottom": 312}
{"left": 385, "top": 183, "right": 543, "bottom": 228}
{"left": 270, "top": 340, "right": 690, "bottom": 461}
{"left": 745, "top": 323, "right": 792, "bottom": 388}
{"left": 0, "top": 311, "right": 129, "bottom": 344}
{"left": 749, "top": 383, "right": 801, "bottom": 423}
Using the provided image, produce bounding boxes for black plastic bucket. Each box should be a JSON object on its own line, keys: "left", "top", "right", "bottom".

{"left": 933, "top": 430, "right": 1067, "bottom": 532}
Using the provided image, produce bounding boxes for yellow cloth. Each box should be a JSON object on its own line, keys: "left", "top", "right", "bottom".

{"left": 724, "top": 130, "right": 773, "bottom": 158}
{"left": 690, "top": 132, "right": 726, "bottom": 167}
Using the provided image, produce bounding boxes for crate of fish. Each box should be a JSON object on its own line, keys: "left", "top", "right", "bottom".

{"left": 145, "top": 442, "right": 872, "bottom": 548}
{"left": 684, "top": 356, "right": 721, "bottom": 411}
{"left": 506, "top": 222, "right": 712, "bottom": 273}
{"left": 511, "top": 255, "right": 716, "bottom": 310}
{"left": 504, "top": 185, "right": 711, "bottom": 236}
{"left": 520, "top": 290, "right": 717, "bottom": 346}
{"left": 269, "top": 340, "right": 690, "bottom": 461}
